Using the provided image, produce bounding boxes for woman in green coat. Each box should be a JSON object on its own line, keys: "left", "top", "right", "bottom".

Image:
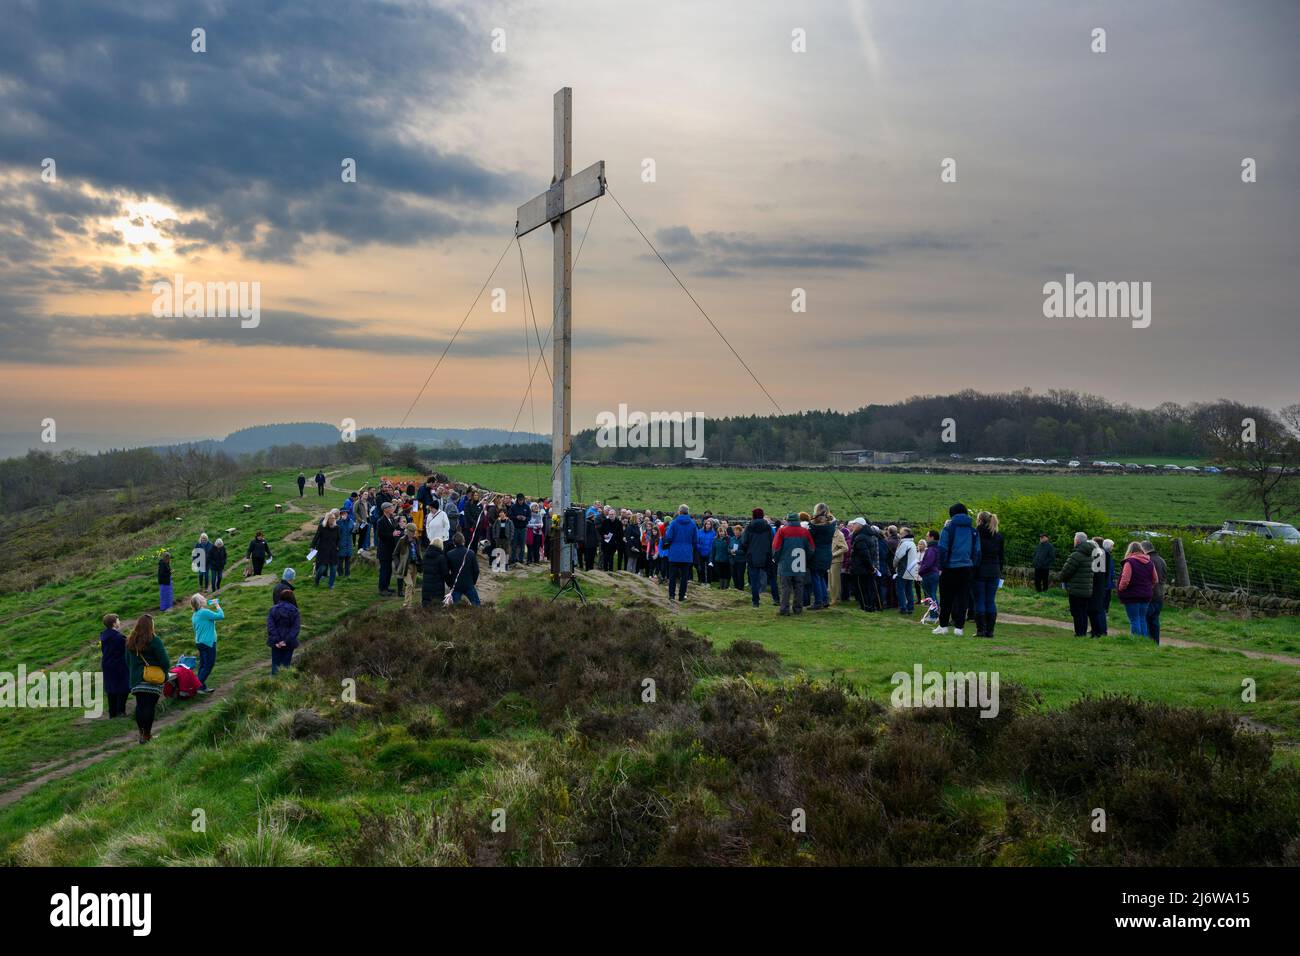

{"left": 126, "top": 613, "right": 170, "bottom": 744}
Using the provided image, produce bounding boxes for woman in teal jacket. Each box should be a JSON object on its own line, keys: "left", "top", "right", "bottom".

{"left": 710, "top": 523, "right": 732, "bottom": 589}
{"left": 190, "top": 594, "right": 224, "bottom": 694}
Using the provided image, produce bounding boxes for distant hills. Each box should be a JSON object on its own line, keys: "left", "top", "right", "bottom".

{"left": 215, "top": 423, "right": 548, "bottom": 454}
{"left": 0, "top": 423, "right": 548, "bottom": 461}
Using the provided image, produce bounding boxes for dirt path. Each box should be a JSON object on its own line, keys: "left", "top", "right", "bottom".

{"left": 0, "top": 609, "right": 357, "bottom": 811}
{"left": 0, "top": 479, "right": 356, "bottom": 808}
{"left": 999, "top": 613, "right": 1300, "bottom": 667}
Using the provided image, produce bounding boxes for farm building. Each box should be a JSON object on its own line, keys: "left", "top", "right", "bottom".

{"left": 829, "top": 449, "right": 920, "bottom": 465}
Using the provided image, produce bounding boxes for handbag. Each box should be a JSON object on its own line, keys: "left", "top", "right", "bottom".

{"left": 137, "top": 651, "right": 166, "bottom": 685}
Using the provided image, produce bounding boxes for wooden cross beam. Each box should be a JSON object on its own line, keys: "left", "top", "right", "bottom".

{"left": 515, "top": 87, "right": 605, "bottom": 578}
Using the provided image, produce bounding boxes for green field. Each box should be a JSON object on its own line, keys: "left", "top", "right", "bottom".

{"left": 377, "top": 462, "right": 1233, "bottom": 528}
{"left": 2, "top": 467, "right": 1297, "bottom": 866}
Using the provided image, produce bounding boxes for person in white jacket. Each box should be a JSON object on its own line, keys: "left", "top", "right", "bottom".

{"left": 425, "top": 499, "right": 451, "bottom": 547}
{"left": 892, "top": 527, "right": 920, "bottom": 615}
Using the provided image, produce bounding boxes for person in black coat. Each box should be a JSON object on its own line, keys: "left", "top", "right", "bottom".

{"left": 582, "top": 513, "right": 599, "bottom": 571}
{"left": 209, "top": 538, "right": 229, "bottom": 591}
{"left": 312, "top": 515, "right": 342, "bottom": 589}
{"left": 599, "top": 511, "right": 622, "bottom": 572}
{"left": 445, "top": 533, "right": 482, "bottom": 605}
{"left": 99, "top": 613, "right": 130, "bottom": 718}
{"left": 314, "top": 470, "right": 327, "bottom": 496}
{"left": 421, "top": 538, "right": 451, "bottom": 607}
{"left": 297, "top": 472, "right": 306, "bottom": 496}
{"left": 376, "top": 503, "right": 400, "bottom": 594}
{"left": 973, "top": 512, "right": 1005, "bottom": 637}
{"left": 624, "top": 519, "right": 643, "bottom": 574}
{"left": 1032, "top": 533, "right": 1055, "bottom": 592}
{"left": 849, "top": 520, "right": 881, "bottom": 611}
{"left": 246, "top": 531, "right": 273, "bottom": 576}
{"left": 739, "top": 510, "right": 777, "bottom": 608}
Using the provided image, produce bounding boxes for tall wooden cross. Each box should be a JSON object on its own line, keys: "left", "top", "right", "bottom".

{"left": 515, "top": 87, "right": 605, "bottom": 576}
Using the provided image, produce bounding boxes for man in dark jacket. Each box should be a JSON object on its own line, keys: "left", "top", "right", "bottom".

{"left": 1089, "top": 538, "right": 1114, "bottom": 637}
{"left": 445, "top": 532, "right": 482, "bottom": 605}
{"left": 462, "top": 491, "right": 483, "bottom": 544}
{"left": 878, "top": 528, "right": 899, "bottom": 608}
{"left": 99, "top": 613, "right": 130, "bottom": 718}
{"left": 849, "top": 519, "right": 880, "bottom": 611}
{"left": 1032, "top": 534, "right": 1055, "bottom": 592}
{"left": 507, "top": 494, "right": 531, "bottom": 566}
{"left": 297, "top": 472, "right": 306, "bottom": 497}
{"left": 272, "top": 567, "right": 297, "bottom": 604}
{"left": 314, "top": 470, "right": 326, "bottom": 496}
{"left": 421, "top": 539, "right": 451, "bottom": 607}
{"left": 376, "top": 502, "right": 401, "bottom": 594}
{"left": 1141, "top": 541, "right": 1169, "bottom": 643}
{"left": 600, "top": 510, "right": 622, "bottom": 572}
{"left": 1058, "top": 532, "right": 1098, "bottom": 636}
{"left": 739, "top": 509, "right": 776, "bottom": 608}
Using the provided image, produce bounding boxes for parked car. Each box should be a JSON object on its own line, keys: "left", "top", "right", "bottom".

{"left": 1206, "top": 529, "right": 1250, "bottom": 544}
{"left": 1143, "top": 464, "right": 1158, "bottom": 470}
{"left": 1221, "top": 520, "right": 1300, "bottom": 544}
{"left": 1183, "top": 465, "right": 1200, "bottom": 472}
{"left": 1067, "top": 460, "right": 1080, "bottom": 468}
{"left": 1204, "top": 466, "right": 1221, "bottom": 474}
{"left": 1125, "top": 463, "right": 1140, "bottom": 470}
{"left": 1163, "top": 463, "right": 1181, "bottom": 470}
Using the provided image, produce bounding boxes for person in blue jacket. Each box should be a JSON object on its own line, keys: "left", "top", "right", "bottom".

{"left": 267, "top": 590, "right": 301, "bottom": 674}
{"left": 933, "top": 503, "right": 980, "bottom": 636}
{"left": 99, "top": 613, "right": 130, "bottom": 718}
{"left": 661, "top": 504, "right": 699, "bottom": 602}
{"left": 695, "top": 519, "right": 717, "bottom": 585}
{"left": 337, "top": 509, "right": 355, "bottom": 578}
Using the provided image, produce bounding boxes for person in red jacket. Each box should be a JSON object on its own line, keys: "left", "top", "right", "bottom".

{"left": 771, "top": 512, "right": 815, "bottom": 616}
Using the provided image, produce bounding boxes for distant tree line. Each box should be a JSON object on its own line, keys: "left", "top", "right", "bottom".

{"left": 540, "top": 389, "right": 1284, "bottom": 465}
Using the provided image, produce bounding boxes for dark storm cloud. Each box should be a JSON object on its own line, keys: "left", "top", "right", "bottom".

{"left": 0, "top": 305, "right": 650, "bottom": 365}
{"left": 653, "top": 225, "right": 965, "bottom": 274}
{"left": 0, "top": 0, "right": 522, "bottom": 260}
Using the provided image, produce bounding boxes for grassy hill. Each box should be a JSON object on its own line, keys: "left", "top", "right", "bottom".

{"left": 1, "top": 468, "right": 1297, "bottom": 865}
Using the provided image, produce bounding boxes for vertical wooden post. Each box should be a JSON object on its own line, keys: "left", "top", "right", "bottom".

{"left": 551, "top": 87, "right": 573, "bottom": 579}
{"left": 1171, "top": 537, "right": 1191, "bottom": 587}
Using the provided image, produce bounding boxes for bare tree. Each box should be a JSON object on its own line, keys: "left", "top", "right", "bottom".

{"left": 163, "top": 447, "right": 231, "bottom": 500}
{"left": 1201, "top": 401, "right": 1300, "bottom": 521}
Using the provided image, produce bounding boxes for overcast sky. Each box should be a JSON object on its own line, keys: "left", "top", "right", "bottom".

{"left": 1, "top": 0, "right": 1297, "bottom": 447}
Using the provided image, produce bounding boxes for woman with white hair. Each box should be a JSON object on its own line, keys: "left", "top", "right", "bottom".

{"left": 194, "top": 532, "right": 213, "bottom": 590}
{"left": 209, "top": 537, "right": 228, "bottom": 591}
{"left": 190, "top": 592, "right": 224, "bottom": 694}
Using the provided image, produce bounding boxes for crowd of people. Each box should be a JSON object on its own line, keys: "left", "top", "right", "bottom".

{"left": 102, "top": 473, "right": 1170, "bottom": 745}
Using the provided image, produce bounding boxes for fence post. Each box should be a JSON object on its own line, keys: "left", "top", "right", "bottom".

{"left": 1171, "top": 537, "right": 1191, "bottom": 587}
